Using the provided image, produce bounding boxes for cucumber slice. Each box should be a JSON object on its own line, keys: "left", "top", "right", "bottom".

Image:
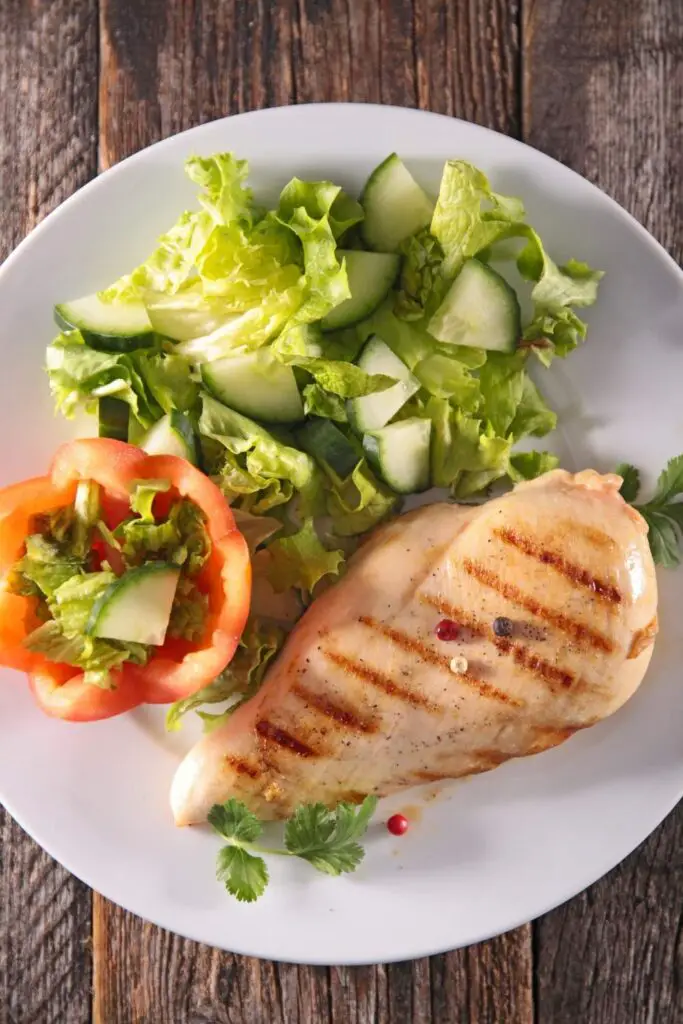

{"left": 348, "top": 335, "right": 419, "bottom": 433}
{"left": 361, "top": 154, "right": 434, "bottom": 253}
{"left": 98, "top": 397, "right": 129, "bottom": 441}
{"left": 202, "top": 350, "right": 304, "bottom": 425}
{"left": 296, "top": 418, "right": 360, "bottom": 479}
{"left": 321, "top": 251, "right": 400, "bottom": 332}
{"left": 86, "top": 563, "right": 180, "bottom": 646}
{"left": 140, "top": 411, "right": 198, "bottom": 464}
{"left": 55, "top": 293, "right": 155, "bottom": 352}
{"left": 363, "top": 417, "right": 432, "bottom": 494}
{"left": 428, "top": 259, "right": 521, "bottom": 352}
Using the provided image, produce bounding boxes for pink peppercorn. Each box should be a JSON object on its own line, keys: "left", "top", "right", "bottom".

{"left": 435, "top": 618, "right": 460, "bottom": 641}
{"left": 387, "top": 813, "right": 409, "bottom": 836}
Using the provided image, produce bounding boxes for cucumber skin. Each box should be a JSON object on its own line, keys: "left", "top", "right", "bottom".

{"left": 296, "top": 418, "right": 361, "bottom": 479}
{"left": 362, "top": 419, "right": 431, "bottom": 494}
{"left": 427, "top": 259, "right": 521, "bottom": 353}
{"left": 54, "top": 305, "right": 156, "bottom": 354}
{"left": 320, "top": 251, "right": 400, "bottom": 332}
{"left": 201, "top": 357, "right": 305, "bottom": 426}
{"left": 85, "top": 563, "right": 179, "bottom": 641}
{"left": 360, "top": 154, "right": 434, "bottom": 253}
{"left": 98, "top": 397, "right": 129, "bottom": 442}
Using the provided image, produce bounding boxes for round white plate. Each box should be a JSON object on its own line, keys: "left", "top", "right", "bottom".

{"left": 1, "top": 104, "right": 682, "bottom": 966}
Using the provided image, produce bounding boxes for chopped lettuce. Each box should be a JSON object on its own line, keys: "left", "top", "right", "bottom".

{"left": 185, "top": 153, "right": 253, "bottom": 227}
{"left": 167, "top": 576, "right": 209, "bottom": 642}
{"left": 516, "top": 231, "right": 603, "bottom": 366}
{"left": 508, "top": 451, "right": 560, "bottom": 482}
{"left": 120, "top": 493, "right": 212, "bottom": 577}
{"left": 267, "top": 519, "right": 345, "bottom": 594}
{"left": 508, "top": 375, "right": 557, "bottom": 439}
{"left": 427, "top": 399, "right": 511, "bottom": 493}
{"left": 166, "top": 618, "right": 286, "bottom": 732}
{"left": 302, "top": 384, "right": 348, "bottom": 423}
{"left": 21, "top": 570, "right": 150, "bottom": 689}
{"left": 394, "top": 228, "right": 448, "bottom": 321}
{"left": 199, "top": 393, "right": 322, "bottom": 514}
{"left": 430, "top": 161, "right": 525, "bottom": 277}
{"left": 276, "top": 180, "right": 359, "bottom": 325}
{"left": 46, "top": 331, "right": 198, "bottom": 429}
{"left": 23, "top": 620, "right": 149, "bottom": 689}
{"left": 325, "top": 460, "right": 398, "bottom": 537}
{"left": 477, "top": 353, "right": 526, "bottom": 436}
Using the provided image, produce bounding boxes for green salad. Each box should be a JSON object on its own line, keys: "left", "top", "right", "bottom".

{"left": 46, "top": 150, "right": 602, "bottom": 730}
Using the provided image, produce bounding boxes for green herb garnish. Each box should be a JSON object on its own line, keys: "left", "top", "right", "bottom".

{"left": 618, "top": 456, "right": 683, "bottom": 567}
{"left": 208, "top": 795, "right": 378, "bottom": 903}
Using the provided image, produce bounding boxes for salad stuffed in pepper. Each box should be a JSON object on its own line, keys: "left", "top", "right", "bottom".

{"left": 0, "top": 438, "right": 250, "bottom": 721}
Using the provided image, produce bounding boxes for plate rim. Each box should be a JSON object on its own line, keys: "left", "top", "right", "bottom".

{"left": 1, "top": 102, "right": 682, "bottom": 965}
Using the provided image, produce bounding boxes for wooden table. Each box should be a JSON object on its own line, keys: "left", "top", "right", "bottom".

{"left": 1, "top": 1, "right": 682, "bottom": 1021}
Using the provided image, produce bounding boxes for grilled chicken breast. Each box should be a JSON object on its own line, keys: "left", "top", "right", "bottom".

{"left": 171, "top": 470, "right": 658, "bottom": 824}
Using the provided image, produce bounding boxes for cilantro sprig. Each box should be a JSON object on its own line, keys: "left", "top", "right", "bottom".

{"left": 208, "top": 796, "right": 378, "bottom": 903}
{"left": 617, "top": 456, "right": 683, "bottom": 568}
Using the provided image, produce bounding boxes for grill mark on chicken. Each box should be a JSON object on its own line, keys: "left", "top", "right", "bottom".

{"left": 322, "top": 648, "right": 440, "bottom": 712}
{"left": 556, "top": 519, "right": 616, "bottom": 551}
{"left": 255, "top": 719, "right": 318, "bottom": 758}
{"left": 494, "top": 527, "right": 622, "bottom": 605}
{"left": 420, "top": 594, "right": 577, "bottom": 690}
{"left": 461, "top": 559, "right": 614, "bottom": 652}
{"left": 494, "top": 638, "right": 574, "bottom": 689}
{"left": 358, "top": 614, "right": 524, "bottom": 708}
{"left": 224, "top": 754, "right": 261, "bottom": 779}
{"left": 628, "top": 615, "right": 658, "bottom": 659}
{"left": 291, "top": 680, "right": 378, "bottom": 734}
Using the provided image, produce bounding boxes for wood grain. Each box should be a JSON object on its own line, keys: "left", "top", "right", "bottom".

{"left": 0, "top": 1, "right": 98, "bottom": 1020}
{"left": 94, "top": 1, "right": 531, "bottom": 1022}
{"left": 525, "top": 0, "right": 683, "bottom": 1020}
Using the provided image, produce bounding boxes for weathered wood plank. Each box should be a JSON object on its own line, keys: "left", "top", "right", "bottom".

{"left": 94, "top": 2, "right": 532, "bottom": 1022}
{"left": 525, "top": 0, "right": 683, "bottom": 1020}
{"left": 0, "top": 0, "right": 98, "bottom": 1020}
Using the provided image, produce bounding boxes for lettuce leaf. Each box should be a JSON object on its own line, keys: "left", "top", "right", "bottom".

{"left": 516, "top": 230, "right": 603, "bottom": 366}
{"left": 276, "top": 179, "right": 362, "bottom": 325}
{"left": 166, "top": 618, "right": 286, "bottom": 732}
{"left": 167, "top": 576, "right": 209, "bottom": 642}
{"left": 120, "top": 495, "right": 212, "bottom": 576}
{"left": 46, "top": 331, "right": 159, "bottom": 427}
{"left": 394, "top": 228, "right": 448, "bottom": 322}
{"left": 427, "top": 398, "right": 511, "bottom": 491}
{"left": 267, "top": 519, "right": 345, "bottom": 594}
{"left": 302, "top": 384, "right": 347, "bottom": 422}
{"left": 508, "top": 451, "right": 560, "bottom": 482}
{"left": 325, "top": 461, "right": 398, "bottom": 537}
{"left": 431, "top": 161, "right": 525, "bottom": 277}
{"left": 477, "top": 352, "right": 526, "bottom": 436}
{"left": 508, "top": 375, "right": 557, "bottom": 439}
{"left": 23, "top": 620, "right": 149, "bottom": 689}
{"left": 184, "top": 153, "right": 253, "bottom": 227}
{"left": 199, "top": 393, "right": 322, "bottom": 514}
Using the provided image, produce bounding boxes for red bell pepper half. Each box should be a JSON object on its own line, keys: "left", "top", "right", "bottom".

{"left": 0, "top": 439, "right": 251, "bottom": 721}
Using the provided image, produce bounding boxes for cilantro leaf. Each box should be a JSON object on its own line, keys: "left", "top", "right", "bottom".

{"left": 284, "top": 796, "right": 378, "bottom": 876}
{"left": 208, "top": 798, "right": 263, "bottom": 844}
{"left": 650, "top": 455, "right": 683, "bottom": 505}
{"left": 620, "top": 455, "right": 683, "bottom": 568}
{"left": 208, "top": 794, "right": 378, "bottom": 903}
{"left": 216, "top": 846, "right": 269, "bottom": 903}
{"left": 616, "top": 463, "right": 641, "bottom": 503}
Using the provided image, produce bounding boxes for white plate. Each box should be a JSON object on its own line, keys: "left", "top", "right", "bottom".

{"left": 1, "top": 104, "right": 682, "bottom": 966}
